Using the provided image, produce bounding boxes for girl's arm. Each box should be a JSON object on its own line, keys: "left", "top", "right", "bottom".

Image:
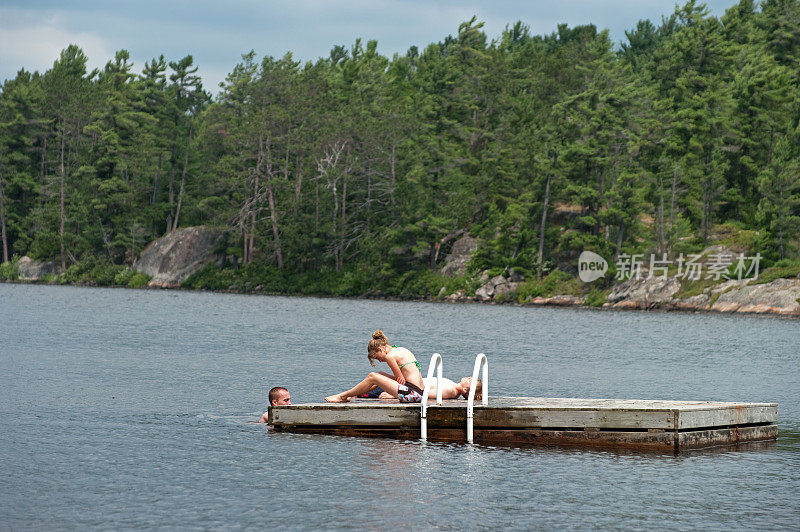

{"left": 385, "top": 354, "right": 406, "bottom": 385}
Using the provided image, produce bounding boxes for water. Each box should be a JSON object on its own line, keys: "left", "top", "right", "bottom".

{"left": 1, "top": 283, "right": 798, "bottom": 530}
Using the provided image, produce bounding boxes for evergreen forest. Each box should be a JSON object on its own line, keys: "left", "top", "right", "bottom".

{"left": 1, "top": 0, "right": 799, "bottom": 298}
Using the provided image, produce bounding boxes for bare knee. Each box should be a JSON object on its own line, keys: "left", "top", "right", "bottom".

{"left": 367, "top": 372, "right": 381, "bottom": 382}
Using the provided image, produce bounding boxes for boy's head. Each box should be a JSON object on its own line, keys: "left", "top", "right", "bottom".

{"left": 458, "top": 377, "right": 482, "bottom": 400}
{"left": 269, "top": 386, "right": 291, "bottom": 406}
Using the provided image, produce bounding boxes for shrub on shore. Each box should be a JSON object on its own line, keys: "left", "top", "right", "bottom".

{"left": 0, "top": 257, "right": 20, "bottom": 281}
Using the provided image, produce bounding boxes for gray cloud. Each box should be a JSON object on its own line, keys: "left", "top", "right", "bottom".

{"left": 1, "top": 0, "right": 738, "bottom": 94}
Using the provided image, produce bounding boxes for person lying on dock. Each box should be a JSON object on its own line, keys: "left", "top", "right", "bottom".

{"left": 324, "top": 329, "right": 425, "bottom": 403}
{"left": 258, "top": 386, "right": 291, "bottom": 423}
{"left": 360, "top": 376, "right": 482, "bottom": 401}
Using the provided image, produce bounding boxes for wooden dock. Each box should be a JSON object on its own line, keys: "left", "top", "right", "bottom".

{"left": 269, "top": 397, "right": 778, "bottom": 452}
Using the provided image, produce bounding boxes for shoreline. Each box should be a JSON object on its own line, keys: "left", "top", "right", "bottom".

{"left": 5, "top": 278, "right": 798, "bottom": 319}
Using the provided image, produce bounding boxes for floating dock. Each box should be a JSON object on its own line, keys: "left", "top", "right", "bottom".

{"left": 269, "top": 397, "right": 778, "bottom": 452}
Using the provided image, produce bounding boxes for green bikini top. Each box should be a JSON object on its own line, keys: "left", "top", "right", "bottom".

{"left": 391, "top": 346, "right": 422, "bottom": 372}
{"left": 399, "top": 360, "right": 422, "bottom": 372}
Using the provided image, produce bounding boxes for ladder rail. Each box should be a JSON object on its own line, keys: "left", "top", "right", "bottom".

{"left": 420, "top": 353, "right": 443, "bottom": 440}
{"left": 466, "top": 353, "right": 488, "bottom": 443}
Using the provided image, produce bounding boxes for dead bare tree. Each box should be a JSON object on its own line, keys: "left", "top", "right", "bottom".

{"left": 316, "top": 141, "right": 347, "bottom": 269}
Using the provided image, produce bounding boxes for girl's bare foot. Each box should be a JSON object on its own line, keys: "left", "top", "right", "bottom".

{"left": 325, "top": 394, "right": 350, "bottom": 403}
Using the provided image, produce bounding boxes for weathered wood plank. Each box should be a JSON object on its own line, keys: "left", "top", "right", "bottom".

{"left": 676, "top": 404, "right": 778, "bottom": 429}
{"left": 678, "top": 424, "right": 778, "bottom": 450}
{"left": 269, "top": 404, "right": 419, "bottom": 426}
{"left": 270, "top": 424, "right": 779, "bottom": 452}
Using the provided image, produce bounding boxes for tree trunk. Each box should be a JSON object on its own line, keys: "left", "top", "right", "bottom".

{"left": 339, "top": 174, "right": 346, "bottom": 271}
{"left": 657, "top": 176, "right": 665, "bottom": 255}
{"left": 616, "top": 224, "right": 626, "bottom": 260}
{"left": 0, "top": 168, "right": 8, "bottom": 263}
{"left": 172, "top": 171, "right": 185, "bottom": 232}
{"left": 171, "top": 130, "right": 191, "bottom": 232}
{"left": 248, "top": 136, "right": 263, "bottom": 265}
{"left": 39, "top": 136, "right": 47, "bottom": 209}
{"left": 152, "top": 152, "right": 162, "bottom": 205}
{"left": 314, "top": 176, "right": 319, "bottom": 233}
{"left": 430, "top": 228, "right": 466, "bottom": 270}
{"left": 366, "top": 172, "right": 372, "bottom": 236}
{"left": 166, "top": 152, "right": 175, "bottom": 233}
{"left": 669, "top": 165, "right": 678, "bottom": 253}
{"left": 537, "top": 172, "right": 552, "bottom": 280}
{"left": 332, "top": 176, "right": 338, "bottom": 268}
{"left": 59, "top": 134, "right": 66, "bottom": 271}
{"left": 266, "top": 183, "right": 283, "bottom": 269}
{"left": 390, "top": 137, "right": 398, "bottom": 223}
{"left": 294, "top": 158, "right": 302, "bottom": 218}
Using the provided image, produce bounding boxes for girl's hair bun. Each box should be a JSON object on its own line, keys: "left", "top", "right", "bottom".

{"left": 372, "top": 329, "right": 387, "bottom": 341}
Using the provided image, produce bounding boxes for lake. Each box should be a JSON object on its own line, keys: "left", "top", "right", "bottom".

{"left": 1, "top": 283, "right": 798, "bottom": 529}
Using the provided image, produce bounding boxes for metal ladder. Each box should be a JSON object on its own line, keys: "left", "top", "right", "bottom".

{"left": 466, "top": 353, "right": 488, "bottom": 443}
{"left": 420, "top": 353, "right": 488, "bottom": 443}
{"left": 420, "top": 352, "right": 443, "bottom": 440}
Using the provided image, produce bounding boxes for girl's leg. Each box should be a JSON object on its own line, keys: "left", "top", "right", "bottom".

{"left": 325, "top": 373, "right": 401, "bottom": 402}
{"left": 359, "top": 372, "right": 394, "bottom": 395}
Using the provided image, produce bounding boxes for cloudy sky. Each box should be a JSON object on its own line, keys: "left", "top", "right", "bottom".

{"left": 1, "top": 0, "right": 738, "bottom": 94}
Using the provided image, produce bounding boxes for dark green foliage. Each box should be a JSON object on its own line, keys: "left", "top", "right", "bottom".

{"left": 752, "top": 259, "right": 800, "bottom": 284}
{"left": 585, "top": 288, "right": 609, "bottom": 307}
{"left": 516, "top": 270, "right": 582, "bottom": 301}
{"left": 58, "top": 257, "right": 128, "bottom": 286}
{"left": 0, "top": 255, "right": 19, "bottom": 280}
{"left": 1, "top": 1, "right": 799, "bottom": 294}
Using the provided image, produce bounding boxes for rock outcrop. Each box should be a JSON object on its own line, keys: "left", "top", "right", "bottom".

{"left": 607, "top": 275, "right": 682, "bottom": 309}
{"left": 711, "top": 278, "right": 800, "bottom": 315}
{"left": 135, "top": 226, "right": 222, "bottom": 287}
{"left": 474, "top": 270, "right": 522, "bottom": 301}
{"left": 528, "top": 294, "right": 586, "bottom": 306}
{"left": 600, "top": 274, "right": 800, "bottom": 316}
{"left": 440, "top": 235, "right": 478, "bottom": 277}
{"left": 16, "top": 256, "right": 59, "bottom": 281}
{"left": 475, "top": 275, "right": 515, "bottom": 301}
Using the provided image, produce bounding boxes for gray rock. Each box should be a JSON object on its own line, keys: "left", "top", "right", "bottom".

{"left": 475, "top": 274, "right": 518, "bottom": 301}
{"left": 474, "top": 284, "right": 493, "bottom": 301}
{"left": 711, "top": 278, "right": 800, "bottom": 316}
{"left": 135, "top": 226, "right": 222, "bottom": 287}
{"left": 709, "top": 278, "right": 750, "bottom": 294}
{"left": 445, "top": 290, "right": 466, "bottom": 301}
{"left": 607, "top": 275, "right": 681, "bottom": 309}
{"left": 671, "top": 293, "right": 710, "bottom": 310}
{"left": 440, "top": 235, "right": 478, "bottom": 277}
{"left": 488, "top": 274, "right": 506, "bottom": 288}
{"left": 17, "top": 256, "right": 59, "bottom": 281}
{"left": 528, "top": 294, "right": 585, "bottom": 306}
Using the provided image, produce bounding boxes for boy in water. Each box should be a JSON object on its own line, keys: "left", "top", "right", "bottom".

{"left": 258, "top": 386, "right": 291, "bottom": 423}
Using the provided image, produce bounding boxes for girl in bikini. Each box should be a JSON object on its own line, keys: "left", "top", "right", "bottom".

{"left": 324, "top": 330, "right": 425, "bottom": 403}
